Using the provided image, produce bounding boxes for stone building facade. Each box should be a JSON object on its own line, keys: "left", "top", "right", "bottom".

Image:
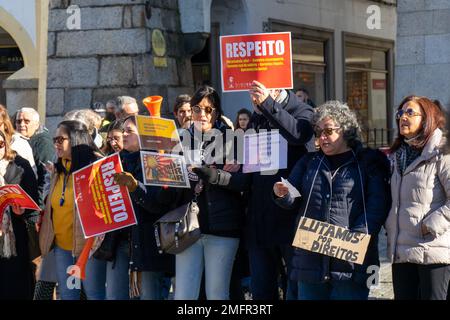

{"left": 395, "top": 0, "right": 450, "bottom": 108}
{"left": 45, "top": 0, "right": 195, "bottom": 131}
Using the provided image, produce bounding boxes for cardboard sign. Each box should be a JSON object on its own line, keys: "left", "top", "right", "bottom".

{"left": 242, "top": 131, "right": 287, "bottom": 173}
{"left": 292, "top": 217, "right": 371, "bottom": 265}
{"left": 0, "top": 185, "right": 40, "bottom": 221}
{"left": 220, "top": 32, "right": 293, "bottom": 92}
{"left": 140, "top": 151, "right": 190, "bottom": 188}
{"left": 73, "top": 153, "right": 137, "bottom": 238}
{"left": 136, "top": 115, "right": 182, "bottom": 153}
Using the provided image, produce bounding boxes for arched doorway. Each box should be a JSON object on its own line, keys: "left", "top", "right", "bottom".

{"left": 0, "top": 27, "right": 24, "bottom": 104}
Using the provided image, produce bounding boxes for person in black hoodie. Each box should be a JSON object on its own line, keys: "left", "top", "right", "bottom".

{"left": 273, "top": 101, "right": 390, "bottom": 300}
{"left": 113, "top": 115, "right": 175, "bottom": 300}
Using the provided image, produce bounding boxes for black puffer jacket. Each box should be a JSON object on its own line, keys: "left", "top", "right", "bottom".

{"left": 121, "top": 151, "right": 175, "bottom": 273}
{"left": 274, "top": 144, "right": 391, "bottom": 285}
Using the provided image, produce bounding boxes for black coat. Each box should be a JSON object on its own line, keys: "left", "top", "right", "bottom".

{"left": 121, "top": 151, "right": 175, "bottom": 274}
{"left": 0, "top": 155, "right": 39, "bottom": 299}
{"left": 274, "top": 145, "right": 391, "bottom": 285}
{"left": 228, "top": 90, "right": 314, "bottom": 248}
{"left": 175, "top": 121, "right": 244, "bottom": 237}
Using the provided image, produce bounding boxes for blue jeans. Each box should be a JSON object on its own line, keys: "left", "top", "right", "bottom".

{"left": 106, "top": 241, "right": 130, "bottom": 300}
{"left": 298, "top": 280, "right": 370, "bottom": 300}
{"left": 54, "top": 246, "right": 108, "bottom": 300}
{"left": 140, "top": 271, "right": 167, "bottom": 300}
{"left": 83, "top": 256, "right": 107, "bottom": 300}
{"left": 54, "top": 246, "right": 80, "bottom": 300}
{"left": 175, "top": 234, "right": 239, "bottom": 300}
{"left": 248, "top": 245, "right": 295, "bottom": 300}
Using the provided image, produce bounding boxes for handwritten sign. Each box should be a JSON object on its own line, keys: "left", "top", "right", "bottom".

{"left": 292, "top": 217, "right": 371, "bottom": 265}
{"left": 220, "top": 32, "right": 293, "bottom": 92}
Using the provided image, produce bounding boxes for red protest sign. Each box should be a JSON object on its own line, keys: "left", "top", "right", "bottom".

{"left": 73, "top": 153, "right": 137, "bottom": 238}
{"left": 0, "top": 184, "right": 40, "bottom": 220}
{"left": 220, "top": 32, "right": 293, "bottom": 92}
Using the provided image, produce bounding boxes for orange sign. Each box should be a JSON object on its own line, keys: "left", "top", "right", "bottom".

{"left": 0, "top": 185, "right": 40, "bottom": 221}
{"left": 73, "top": 153, "right": 137, "bottom": 238}
{"left": 220, "top": 32, "right": 293, "bottom": 92}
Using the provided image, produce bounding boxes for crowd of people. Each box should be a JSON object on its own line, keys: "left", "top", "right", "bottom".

{"left": 0, "top": 82, "right": 449, "bottom": 300}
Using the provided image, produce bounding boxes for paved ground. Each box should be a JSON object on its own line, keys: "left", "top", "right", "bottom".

{"left": 369, "top": 228, "right": 394, "bottom": 300}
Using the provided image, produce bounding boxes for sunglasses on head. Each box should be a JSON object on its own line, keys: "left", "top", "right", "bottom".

{"left": 53, "top": 136, "right": 69, "bottom": 145}
{"left": 192, "top": 105, "right": 215, "bottom": 115}
{"left": 396, "top": 108, "right": 422, "bottom": 120}
{"left": 314, "top": 127, "right": 340, "bottom": 137}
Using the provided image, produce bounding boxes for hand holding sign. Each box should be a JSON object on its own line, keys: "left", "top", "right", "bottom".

{"left": 113, "top": 172, "right": 138, "bottom": 193}
{"left": 11, "top": 203, "right": 25, "bottom": 215}
{"left": 273, "top": 182, "right": 289, "bottom": 198}
{"left": 249, "top": 80, "right": 270, "bottom": 105}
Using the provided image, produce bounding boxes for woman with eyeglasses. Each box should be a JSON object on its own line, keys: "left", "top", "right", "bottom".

{"left": 103, "top": 120, "right": 124, "bottom": 155}
{"left": 385, "top": 95, "right": 450, "bottom": 300}
{"left": 0, "top": 130, "right": 39, "bottom": 299}
{"left": 167, "top": 85, "right": 244, "bottom": 300}
{"left": 272, "top": 101, "right": 391, "bottom": 300}
{"left": 39, "top": 120, "right": 106, "bottom": 300}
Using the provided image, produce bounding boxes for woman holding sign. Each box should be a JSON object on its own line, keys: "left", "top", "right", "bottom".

{"left": 113, "top": 115, "right": 175, "bottom": 300}
{"left": 0, "top": 130, "right": 39, "bottom": 299}
{"left": 273, "top": 101, "right": 391, "bottom": 300}
{"left": 385, "top": 96, "right": 450, "bottom": 300}
{"left": 39, "top": 120, "right": 106, "bottom": 300}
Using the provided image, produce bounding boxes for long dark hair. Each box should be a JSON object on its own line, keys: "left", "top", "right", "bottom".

{"left": 391, "top": 95, "right": 446, "bottom": 152}
{"left": 190, "top": 85, "right": 223, "bottom": 119}
{"left": 55, "top": 120, "right": 101, "bottom": 174}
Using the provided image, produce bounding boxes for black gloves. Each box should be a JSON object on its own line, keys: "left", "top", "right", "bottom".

{"left": 192, "top": 166, "right": 231, "bottom": 186}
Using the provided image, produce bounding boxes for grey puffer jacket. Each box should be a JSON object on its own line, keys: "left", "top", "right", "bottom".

{"left": 386, "top": 129, "right": 450, "bottom": 264}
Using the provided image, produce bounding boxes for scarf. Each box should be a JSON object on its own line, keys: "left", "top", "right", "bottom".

{"left": 395, "top": 142, "right": 422, "bottom": 175}
{"left": 0, "top": 159, "right": 17, "bottom": 258}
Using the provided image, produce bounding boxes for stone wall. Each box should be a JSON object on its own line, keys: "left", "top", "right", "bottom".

{"left": 395, "top": 0, "right": 450, "bottom": 108}
{"left": 46, "top": 0, "right": 194, "bottom": 132}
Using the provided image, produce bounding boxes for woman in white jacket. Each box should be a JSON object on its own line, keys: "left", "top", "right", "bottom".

{"left": 385, "top": 95, "right": 450, "bottom": 300}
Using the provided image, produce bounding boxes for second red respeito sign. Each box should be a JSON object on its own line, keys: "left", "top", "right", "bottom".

{"left": 220, "top": 31, "right": 293, "bottom": 92}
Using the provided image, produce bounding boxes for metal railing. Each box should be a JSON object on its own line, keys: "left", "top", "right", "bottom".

{"left": 362, "top": 127, "right": 395, "bottom": 149}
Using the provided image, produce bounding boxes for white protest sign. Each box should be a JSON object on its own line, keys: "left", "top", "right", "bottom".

{"left": 243, "top": 131, "right": 287, "bottom": 173}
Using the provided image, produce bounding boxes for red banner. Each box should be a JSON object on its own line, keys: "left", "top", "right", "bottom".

{"left": 73, "top": 153, "right": 137, "bottom": 238}
{"left": 220, "top": 32, "right": 293, "bottom": 92}
{"left": 0, "top": 184, "right": 40, "bottom": 221}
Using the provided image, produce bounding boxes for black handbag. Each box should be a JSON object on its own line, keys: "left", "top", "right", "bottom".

{"left": 153, "top": 200, "right": 201, "bottom": 255}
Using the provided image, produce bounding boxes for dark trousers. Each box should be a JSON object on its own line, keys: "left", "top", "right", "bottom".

{"left": 392, "top": 263, "right": 450, "bottom": 300}
{"left": 248, "top": 245, "right": 295, "bottom": 300}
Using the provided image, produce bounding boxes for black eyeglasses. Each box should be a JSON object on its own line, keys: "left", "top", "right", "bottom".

{"left": 192, "top": 105, "right": 215, "bottom": 115}
{"left": 314, "top": 127, "right": 341, "bottom": 137}
{"left": 15, "top": 119, "right": 31, "bottom": 124}
{"left": 53, "top": 136, "right": 69, "bottom": 145}
{"left": 396, "top": 108, "right": 422, "bottom": 120}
